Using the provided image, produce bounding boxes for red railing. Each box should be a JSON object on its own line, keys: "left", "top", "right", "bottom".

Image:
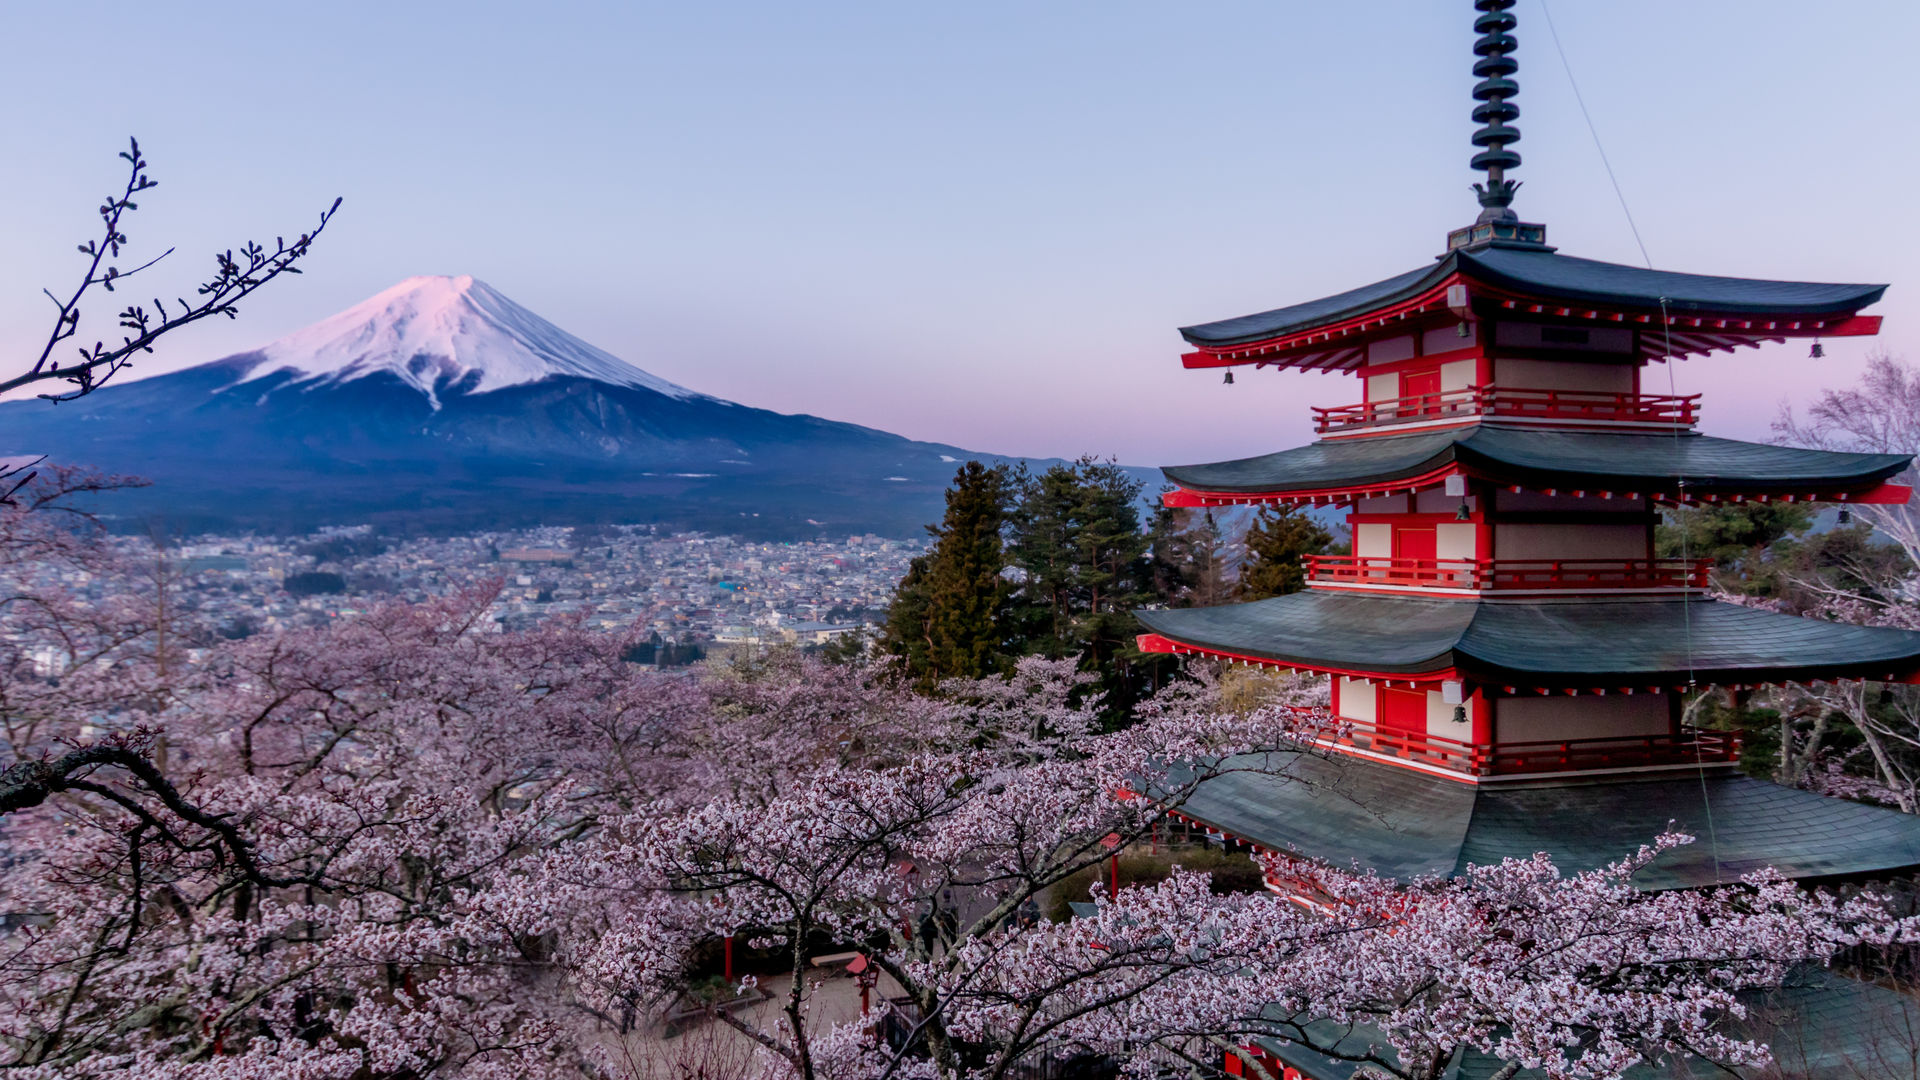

{"left": 1304, "top": 555, "right": 1712, "bottom": 591}
{"left": 1331, "top": 717, "right": 1739, "bottom": 777}
{"left": 1312, "top": 385, "right": 1700, "bottom": 434}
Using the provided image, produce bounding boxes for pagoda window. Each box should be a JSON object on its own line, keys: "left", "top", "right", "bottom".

{"left": 1492, "top": 355, "right": 1635, "bottom": 395}
{"left": 1413, "top": 490, "right": 1472, "bottom": 515}
{"left": 1495, "top": 523, "right": 1648, "bottom": 560}
{"left": 1496, "top": 694, "right": 1672, "bottom": 744}
{"left": 1494, "top": 321, "right": 1636, "bottom": 356}
{"left": 1366, "top": 335, "right": 1416, "bottom": 366}
{"left": 1421, "top": 321, "right": 1477, "bottom": 356}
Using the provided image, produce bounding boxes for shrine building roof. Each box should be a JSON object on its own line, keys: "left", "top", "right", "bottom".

{"left": 1250, "top": 968, "right": 1920, "bottom": 1080}
{"left": 1160, "top": 427, "right": 1910, "bottom": 501}
{"left": 1172, "top": 750, "right": 1920, "bottom": 889}
{"left": 1134, "top": 592, "right": 1920, "bottom": 688}
{"left": 1181, "top": 246, "right": 1888, "bottom": 349}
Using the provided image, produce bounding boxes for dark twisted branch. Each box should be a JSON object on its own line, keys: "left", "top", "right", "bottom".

{"left": 0, "top": 740, "right": 301, "bottom": 889}
{"left": 12, "top": 136, "right": 341, "bottom": 402}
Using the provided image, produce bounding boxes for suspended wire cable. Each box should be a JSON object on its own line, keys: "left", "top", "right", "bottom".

{"left": 1539, "top": 0, "right": 1653, "bottom": 271}
{"left": 1539, "top": 0, "right": 1720, "bottom": 878}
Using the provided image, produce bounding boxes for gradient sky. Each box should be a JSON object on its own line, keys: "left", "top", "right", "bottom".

{"left": 3, "top": 1, "right": 1916, "bottom": 467}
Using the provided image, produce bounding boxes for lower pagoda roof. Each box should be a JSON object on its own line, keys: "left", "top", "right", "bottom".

{"left": 1250, "top": 969, "right": 1920, "bottom": 1079}
{"left": 1160, "top": 427, "right": 1910, "bottom": 501}
{"left": 1175, "top": 750, "right": 1920, "bottom": 889}
{"left": 1180, "top": 245, "right": 1886, "bottom": 351}
{"left": 1135, "top": 592, "right": 1920, "bottom": 688}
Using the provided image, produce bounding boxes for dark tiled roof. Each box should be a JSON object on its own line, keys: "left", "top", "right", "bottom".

{"left": 1178, "top": 752, "right": 1920, "bottom": 889}
{"left": 1159, "top": 428, "right": 1910, "bottom": 497}
{"left": 1178, "top": 264, "right": 1437, "bottom": 349}
{"left": 1180, "top": 247, "right": 1888, "bottom": 348}
{"left": 1447, "top": 971, "right": 1920, "bottom": 1079}
{"left": 1260, "top": 970, "right": 1920, "bottom": 1079}
{"left": 1135, "top": 592, "right": 1920, "bottom": 686}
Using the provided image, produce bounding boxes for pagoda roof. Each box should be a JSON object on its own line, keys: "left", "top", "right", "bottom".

{"left": 1175, "top": 750, "right": 1920, "bottom": 889}
{"left": 1181, "top": 246, "right": 1888, "bottom": 349}
{"left": 1160, "top": 427, "right": 1910, "bottom": 501}
{"left": 1134, "top": 592, "right": 1920, "bottom": 687}
{"left": 1250, "top": 969, "right": 1920, "bottom": 1079}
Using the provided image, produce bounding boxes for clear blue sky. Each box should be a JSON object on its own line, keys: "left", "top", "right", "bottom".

{"left": 3, "top": 1, "right": 1915, "bottom": 466}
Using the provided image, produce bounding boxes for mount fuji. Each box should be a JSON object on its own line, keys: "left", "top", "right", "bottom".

{"left": 0, "top": 276, "right": 1008, "bottom": 536}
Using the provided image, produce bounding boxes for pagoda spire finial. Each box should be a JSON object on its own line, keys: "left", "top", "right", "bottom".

{"left": 1470, "top": 0, "right": 1521, "bottom": 223}
{"left": 1447, "top": 0, "right": 1549, "bottom": 252}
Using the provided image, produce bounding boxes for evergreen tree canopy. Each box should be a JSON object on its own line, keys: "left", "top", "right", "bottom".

{"left": 1657, "top": 503, "right": 1813, "bottom": 595}
{"left": 1236, "top": 505, "right": 1338, "bottom": 601}
{"left": 1147, "top": 502, "right": 1234, "bottom": 609}
{"left": 879, "top": 461, "right": 1014, "bottom": 687}
{"left": 1005, "top": 458, "right": 1155, "bottom": 716}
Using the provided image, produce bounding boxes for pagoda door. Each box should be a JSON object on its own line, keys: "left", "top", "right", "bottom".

{"left": 1402, "top": 368, "right": 1442, "bottom": 415}
{"left": 1379, "top": 688, "right": 1428, "bottom": 747}
{"left": 1392, "top": 525, "right": 1437, "bottom": 585}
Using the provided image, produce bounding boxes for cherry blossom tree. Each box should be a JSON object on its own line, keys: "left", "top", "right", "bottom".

{"left": 924, "top": 835, "right": 1900, "bottom": 1080}
{"left": 528, "top": 663, "right": 1903, "bottom": 1080}
{"left": 0, "top": 501, "right": 1901, "bottom": 1080}
{"left": 1776, "top": 353, "right": 1920, "bottom": 569}
{"left": 0, "top": 551, "right": 967, "bottom": 1076}
{"left": 533, "top": 664, "right": 1324, "bottom": 1080}
{"left": 1740, "top": 355, "right": 1920, "bottom": 805}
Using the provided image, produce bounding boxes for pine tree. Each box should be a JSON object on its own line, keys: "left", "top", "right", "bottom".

{"left": 1147, "top": 502, "right": 1234, "bottom": 609}
{"left": 880, "top": 461, "right": 1014, "bottom": 686}
{"left": 1006, "top": 458, "right": 1155, "bottom": 717}
{"left": 1237, "top": 504, "right": 1337, "bottom": 600}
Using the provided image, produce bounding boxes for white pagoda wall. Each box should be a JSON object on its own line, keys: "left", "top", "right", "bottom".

{"left": 1338, "top": 677, "right": 1376, "bottom": 724}
{"left": 1435, "top": 523, "right": 1476, "bottom": 560}
{"left": 1438, "top": 357, "right": 1475, "bottom": 392}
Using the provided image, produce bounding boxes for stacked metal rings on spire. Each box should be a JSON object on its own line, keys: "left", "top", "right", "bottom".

{"left": 1471, "top": 0, "right": 1520, "bottom": 208}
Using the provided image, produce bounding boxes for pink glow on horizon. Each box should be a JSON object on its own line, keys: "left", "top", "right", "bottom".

{"left": 0, "top": 1, "right": 1913, "bottom": 467}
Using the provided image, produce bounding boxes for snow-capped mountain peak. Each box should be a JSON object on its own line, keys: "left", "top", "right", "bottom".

{"left": 239, "top": 275, "right": 697, "bottom": 406}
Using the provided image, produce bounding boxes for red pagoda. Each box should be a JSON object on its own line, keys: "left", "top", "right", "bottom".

{"left": 1134, "top": 3, "right": 1920, "bottom": 1074}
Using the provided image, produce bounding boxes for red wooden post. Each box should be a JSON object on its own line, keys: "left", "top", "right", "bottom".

{"left": 1101, "top": 832, "right": 1122, "bottom": 899}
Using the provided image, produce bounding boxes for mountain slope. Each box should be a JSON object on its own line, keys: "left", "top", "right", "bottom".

{"left": 240, "top": 275, "right": 700, "bottom": 405}
{"left": 0, "top": 277, "right": 1010, "bottom": 537}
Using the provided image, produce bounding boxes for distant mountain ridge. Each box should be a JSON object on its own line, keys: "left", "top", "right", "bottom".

{"left": 0, "top": 276, "right": 1077, "bottom": 537}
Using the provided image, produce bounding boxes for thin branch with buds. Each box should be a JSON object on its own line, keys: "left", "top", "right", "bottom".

{"left": 11, "top": 136, "right": 341, "bottom": 403}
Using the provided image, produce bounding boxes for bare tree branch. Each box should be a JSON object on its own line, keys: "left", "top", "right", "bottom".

{"left": 10, "top": 136, "right": 341, "bottom": 403}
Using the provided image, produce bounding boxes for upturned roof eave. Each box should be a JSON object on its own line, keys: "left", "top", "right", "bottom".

{"left": 1158, "top": 429, "right": 1913, "bottom": 500}
{"left": 1135, "top": 593, "right": 1920, "bottom": 686}
{"left": 1177, "top": 255, "right": 1459, "bottom": 349}
{"left": 1178, "top": 247, "right": 1889, "bottom": 349}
